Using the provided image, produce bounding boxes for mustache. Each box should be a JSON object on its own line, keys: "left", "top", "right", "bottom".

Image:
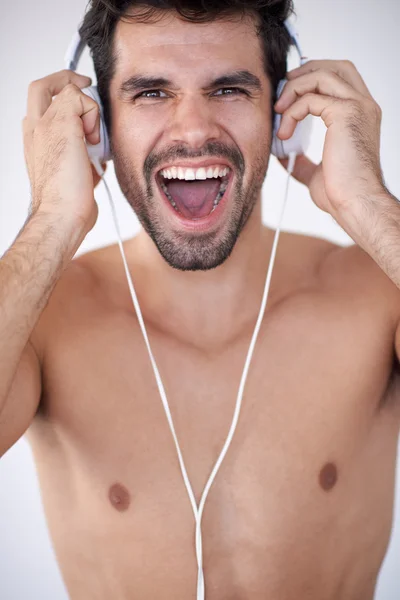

{"left": 144, "top": 142, "right": 245, "bottom": 182}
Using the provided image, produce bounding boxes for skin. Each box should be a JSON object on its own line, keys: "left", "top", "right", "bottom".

{"left": 19, "top": 9, "right": 400, "bottom": 600}
{"left": 109, "top": 11, "right": 271, "bottom": 272}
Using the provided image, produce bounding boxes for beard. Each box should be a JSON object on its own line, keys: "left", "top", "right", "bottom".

{"left": 112, "top": 140, "right": 270, "bottom": 272}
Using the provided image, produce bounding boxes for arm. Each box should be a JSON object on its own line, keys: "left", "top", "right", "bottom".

{"left": 0, "top": 211, "right": 84, "bottom": 456}
{"left": 0, "top": 67, "right": 105, "bottom": 456}
{"left": 333, "top": 190, "right": 400, "bottom": 291}
{"left": 274, "top": 59, "right": 400, "bottom": 345}
{"left": 336, "top": 190, "right": 400, "bottom": 367}
{"left": 334, "top": 191, "right": 400, "bottom": 364}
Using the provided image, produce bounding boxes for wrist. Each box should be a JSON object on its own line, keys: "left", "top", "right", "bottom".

{"left": 333, "top": 188, "right": 399, "bottom": 251}
{"left": 27, "top": 208, "right": 88, "bottom": 266}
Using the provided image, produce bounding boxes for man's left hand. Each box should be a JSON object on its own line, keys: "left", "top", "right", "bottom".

{"left": 274, "top": 60, "right": 386, "bottom": 214}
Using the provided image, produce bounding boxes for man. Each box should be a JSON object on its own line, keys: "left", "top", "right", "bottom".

{"left": 2, "top": 0, "right": 400, "bottom": 598}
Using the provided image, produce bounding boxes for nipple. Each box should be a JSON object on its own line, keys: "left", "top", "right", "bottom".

{"left": 108, "top": 483, "right": 131, "bottom": 512}
{"left": 318, "top": 462, "right": 338, "bottom": 492}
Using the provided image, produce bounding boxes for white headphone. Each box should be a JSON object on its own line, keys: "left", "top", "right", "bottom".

{"left": 64, "top": 18, "right": 312, "bottom": 163}
{"left": 64, "top": 14, "right": 311, "bottom": 600}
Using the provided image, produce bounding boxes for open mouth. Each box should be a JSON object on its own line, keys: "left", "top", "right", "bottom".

{"left": 156, "top": 164, "right": 232, "bottom": 221}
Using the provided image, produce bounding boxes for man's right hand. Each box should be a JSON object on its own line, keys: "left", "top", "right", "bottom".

{"left": 22, "top": 69, "right": 107, "bottom": 237}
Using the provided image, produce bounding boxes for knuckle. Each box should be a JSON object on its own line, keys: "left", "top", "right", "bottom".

{"left": 82, "top": 89, "right": 98, "bottom": 106}
{"left": 28, "top": 79, "right": 41, "bottom": 91}
{"left": 62, "top": 82, "right": 79, "bottom": 94}
{"left": 320, "top": 68, "right": 331, "bottom": 77}
{"left": 369, "top": 98, "right": 381, "bottom": 112}
{"left": 342, "top": 59, "right": 355, "bottom": 69}
{"left": 320, "top": 69, "right": 338, "bottom": 84}
{"left": 369, "top": 100, "right": 382, "bottom": 119}
{"left": 84, "top": 95, "right": 99, "bottom": 112}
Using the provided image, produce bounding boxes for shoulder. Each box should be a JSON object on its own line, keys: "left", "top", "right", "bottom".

{"left": 30, "top": 244, "right": 121, "bottom": 361}
{"left": 53, "top": 242, "right": 127, "bottom": 314}
{"left": 279, "top": 229, "right": 342, "bottom": 281}
{"left": 320, "top": 240, "right": 400, "bottom": 329}
{"left": 282, "top": 229, "right": 400, "bottom": 325}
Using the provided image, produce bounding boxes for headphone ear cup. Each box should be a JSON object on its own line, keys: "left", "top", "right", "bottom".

{"left": 81, "top": 85, "right": 112, "bottom": 164}
{"left": 271, "top": 80, "right": 287, "bottom": 159}
{"left": 271, "top": 79, "right": 312, "bottom": 159}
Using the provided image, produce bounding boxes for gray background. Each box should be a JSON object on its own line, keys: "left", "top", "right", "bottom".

{"left": 0, "top": 0, "right": 399, "bottom": 598}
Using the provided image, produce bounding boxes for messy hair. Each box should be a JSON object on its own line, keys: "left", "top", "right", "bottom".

{"left": 78, "top": 0, "right": 295, "bottom": 136}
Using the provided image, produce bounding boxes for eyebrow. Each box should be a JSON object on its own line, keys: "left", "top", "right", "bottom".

{"left": 208, "top": 70, "right": 262, "bottom": 91}
{"left": 118, "top": 70, "right": 262, "bottom": 97}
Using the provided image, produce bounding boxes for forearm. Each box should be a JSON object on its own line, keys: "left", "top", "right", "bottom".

{"left": 333, "top": 190, "right": 400, "bottom": 289}
{"left": 0, "top": 211, "right": 83, "bottom": 404}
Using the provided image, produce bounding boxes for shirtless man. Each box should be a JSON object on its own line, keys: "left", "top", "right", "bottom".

{"left": 1, "top": 0, "right": 400, "bottom": 597}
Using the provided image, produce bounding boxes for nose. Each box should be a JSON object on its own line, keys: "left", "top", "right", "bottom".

{"left": 166, "top": 94, "right": 221, "bottom": 149}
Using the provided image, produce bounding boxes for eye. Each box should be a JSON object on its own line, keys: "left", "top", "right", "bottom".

{"left": 213, "top": 87, "right": 249, "bottom": 97}
{"left": 134, "top": 90, "right": 168, "bottom": 100}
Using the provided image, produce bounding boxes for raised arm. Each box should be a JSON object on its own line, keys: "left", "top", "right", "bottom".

{"left": 0, "top": 69, "right": 105, "bottom": 456}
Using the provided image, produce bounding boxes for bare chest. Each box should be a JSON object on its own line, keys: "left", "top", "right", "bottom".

{"left": 28, "top": 290, "right": 400, "bottom": 599}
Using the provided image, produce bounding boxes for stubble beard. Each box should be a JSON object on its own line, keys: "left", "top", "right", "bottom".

{"left": 112, "top": 142, "right": 270, "bottom": 272}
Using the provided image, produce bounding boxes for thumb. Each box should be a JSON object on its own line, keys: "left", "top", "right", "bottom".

{"left": 278, "top": 154, "right": 319, "bottom": 187}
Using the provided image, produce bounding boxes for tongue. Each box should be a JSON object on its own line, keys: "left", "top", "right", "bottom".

{"left": 166, "top": 179, "right": 221, "bottom": 219}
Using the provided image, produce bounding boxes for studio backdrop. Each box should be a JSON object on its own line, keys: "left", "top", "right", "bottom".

{"left": 0, "top": 0, "right": 399, "bottom": 598}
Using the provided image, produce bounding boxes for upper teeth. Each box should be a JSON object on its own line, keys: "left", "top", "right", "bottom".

{"left": 160, "top": 165, "right": 230, "bottom": 181}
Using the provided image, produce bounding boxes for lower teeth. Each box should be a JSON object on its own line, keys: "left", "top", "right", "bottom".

{"left": 160, "top": 180, "right": 227, "bottom": 215}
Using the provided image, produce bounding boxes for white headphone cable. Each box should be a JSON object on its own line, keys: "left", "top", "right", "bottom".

{"left": 93, "top": 151, "right": 297, "bottom": 600}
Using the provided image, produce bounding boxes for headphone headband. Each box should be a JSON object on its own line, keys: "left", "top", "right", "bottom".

{"left": 65, "top": 29, "right": 86, "bottom": 71}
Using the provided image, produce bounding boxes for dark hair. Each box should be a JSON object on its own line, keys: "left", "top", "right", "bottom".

{"left": 78, "top": 0, "right": 295, "bottom": 137}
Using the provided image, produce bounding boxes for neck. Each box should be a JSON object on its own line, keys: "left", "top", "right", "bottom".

{"left": 127, "top": 202, "right": 278, "bottom": 350}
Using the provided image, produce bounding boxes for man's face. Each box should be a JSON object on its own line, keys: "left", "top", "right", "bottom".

{"left": 109, "top": 10, "right": 273, "bottom": 271}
